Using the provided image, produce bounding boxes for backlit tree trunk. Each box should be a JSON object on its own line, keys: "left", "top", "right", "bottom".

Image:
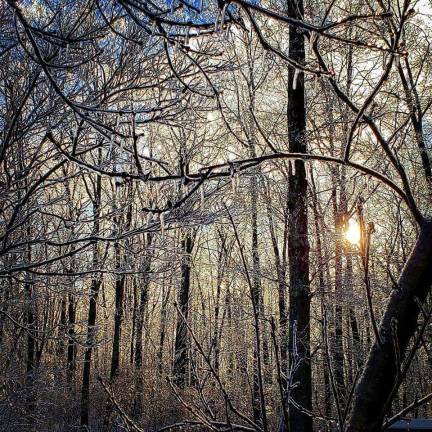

{"left": 347, "top": 220, "right": 432, "bottom": 431}
{"left": 282, "top": 0, "right": 312, "bottom": 429}
{"left": 80, "top": 172, "right": 102, "bottom": 429}
{"left": 173, "top": 232, "right": 194, "bottom": 388}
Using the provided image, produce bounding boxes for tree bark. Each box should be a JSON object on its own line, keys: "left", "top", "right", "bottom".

{"left": 158, "top": 280, "right": 170, "bottom": 375}
{"left": 173, "top": 232, "right": 194, "bottom": 388}
{"left": 67, "top": 291, "right": 76, "bottom": 385}
{"left": 347, "top": 220, "right": 432, "bottom": 431}
{"left": 133, "top": 233, "right": 153, "bottom": 416}
{"left": 282, "top": 0, "right": 312, "bottom": 429}
{"left": 80, "top": 172, "right": 102, "bottom": 429}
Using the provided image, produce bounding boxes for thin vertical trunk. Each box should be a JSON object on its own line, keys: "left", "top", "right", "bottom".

{"left": 310, "top": 169, "right": 332, "bottom": 418}
{"left": 80, "top": 172, "right": 102, "bottom": 429}
{"left": 110, "top": 249, "right": 125, "bottom": 380}
{"left": 104, "top": 237, "right": 128, "bottom": 426}
{"left": 65, "top": 178, "right": 77, "bottom": 386}
{"left": 67, "top": 291, "right": 76, "bottom": 385}
{"left": 133, "top": 233, "right": 153, "bottom": 416}
{"left": 25, "top": 265, "right": 35, "bottom": 412}
{"left": 158, "top": 281, "right": 170, "bottom": 375}
{"left": 213, "top": 239, "right": 224, "bottom": 374}
{"left": 250, "top": 169, "right": 266, "bottom": 422}
{"left": 130, "top": 279, "right": 137, "bottom": 365}
{"left": 110, "top": 196, "right": 132, "bottom": 381}
{"left": 345, "top": 253, "right": 361, "bottom": 374}
{"left": 134, "top": 235, "right": 153, "bottom": 370}
{"left": 173, "top": 232, "right": 194, "bottom": 388}
{"left": 22, "top": 157, "right": 36, "bottom": 418}
{"left": 80, "top": 276, "right": 102, "bottom": 428}
{"left": 265, "top": 182, "right": 288, "bottom": 387}
{"left": 59, "top": 297, "right": 66, "bottom": 358}
{"left": 329, "top": 165, "right": 347, "bottom": 408}
{"left": 226, "top": 286, "right": 235, "bottom": 377}
{"left": 333, "top": 215, "right": 346, "bottom": 404}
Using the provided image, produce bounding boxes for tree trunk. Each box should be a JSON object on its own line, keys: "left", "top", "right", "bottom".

{"left": 80, "top": 173, "right": 102, "bottom": 429}
{"left": 282, "top": 0, "right": 312, "bottom": 428}
{"left": 310, "top": 170, "right": 332, "bottom": 418}
{"left": 333, "top": 214, "right": 346, "bottom": 405}
{"left": 130, "top": 279, "right": 137, "bottom": 365}
{"left": 173, "top": 232, "right": 194, "bottom": 388}
{"left": 347, "top": 220, "right": 432, "bottom": 431}
{"left": 80, "top": 277, "right": 102, "bottom": 428}
{"left": 133, "top": 233, "right": 153, "bottom": 416}
{"left": 266, "top": 188, "right": 288, "bottom": 386}
{"left": 25, "top": 270, "right": 35, "bottom": 412}
{"left": 67, "top": 291, "right": 76, "bottom": 385}
{"left": 110, "top": 188, "right": 132, "bottom": 382}
{"left": 158, "top": 280, "right": 170, "bottom": 375}
{"left": 110, "top": 254, "right": 125, "bottom": 380}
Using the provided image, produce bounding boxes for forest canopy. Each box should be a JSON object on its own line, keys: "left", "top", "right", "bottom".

{"left": 0, "top": 0, "right": 431, "bottom": 431}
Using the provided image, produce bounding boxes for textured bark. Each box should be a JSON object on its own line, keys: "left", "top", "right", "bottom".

{"left": 110, "top": 248, "right": 125, "bottom": 380}
{"left": 173, "top": 233, "right": 194, "bottom": 387}
{"left": 250, "top": 168, "right": 266, "bottom": 423}
{"left": 104, "top": 236, "right": 128, "bottom": 426}
{"left": 80, "top": 173, "right": 102, "bottom": 429}
{"left": 134, "top": 235, "right": 153, "bottom": 370}
{"left": 24, "top": 271, "right": 35, "bottom": 411}
{"left": 345, "top": 253, "right": 361, "bottom": 376}
{"left": 330, "top": 166, "right": 347, "bottom": 407}
{"left": 130, "top": 279, "right": 137, "bottom": 365}
{"left": 246, "top": 91, "right": 269, "bottom": 420}
{"left": 110, "top": 198, "right": 132, "bottom": 381}
{"left": 282, "top": 0, "right": 312, "bottom": 429}
{"left": 333, "top": 214, "right": 346, "bottom": 404}
{"left": 213, "top": 233, "right": 228, "bottom": 375}
{"left": 80, "top": 276, "right": 102, "bottom": 428}
{"left": 158, "top": 281, "right": 170, "bottom": 375}
{"left": 133, "top": 233, "right": 153, "bottom": 416}
{"left": 67, "top": 291, "right": 76, "bottom": 385}
{"left": 347, "top": 220, "right": 432, "bottom": 431}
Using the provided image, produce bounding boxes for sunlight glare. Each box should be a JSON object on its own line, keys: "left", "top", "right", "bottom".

{"left": 345, "top": 218, "right": 361, "bottom": 245}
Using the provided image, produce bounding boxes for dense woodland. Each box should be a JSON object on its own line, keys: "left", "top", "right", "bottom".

{"left": 0, "top": 0, "right": 431, "bottom": 431}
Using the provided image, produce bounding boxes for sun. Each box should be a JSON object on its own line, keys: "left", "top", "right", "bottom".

{"left": 345, "top": 218, "right": 361, "bottom": 245}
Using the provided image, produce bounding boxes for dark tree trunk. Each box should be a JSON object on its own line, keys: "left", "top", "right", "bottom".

{"left": 130, "top": 279, "right": 137, "bottom": 365}
{"left": 25, "top": 273, "right": 35, "bottom": 411}
{"left": 333, "top": 216, "right": 346, "bottom": 405}
{"left": 110, "top": 192, "right": 132, "bottom": 382}
{"left": 345, "top": 253, "right": 361, "bottom": 375}
{"left": 133, "top": 233, "right": 153, "bottom": 416}
{"left": 67, "top": 291, "right": 76, "bottom": 385}
{"left": 80, "top": 276, "right": 102, "bottom": 428}
{"left": 104, "top": 240, "right": 128, "bottom": 427}
{"left": 59, "top": 297, "right": 66, "bottom": 357}
{"left": 347, "top": 220, "right": 432, "bottom": 431}
{"left": 158, "top": 281, "right": 170, "bottom": 375}
{"left": 110, "top": 252, "right": 125, "bottom": 379}
{"left": 80, "top": 172, "right": 102, "bottom": 429}
{"left": 134, "top": 236, "right": 152, "bottom": 370}
{"left": 173, "top": 232, "right": 194, "bottom": 388}
{"left": 24, "top": 218, "right": 36, "bottom": 416}
{"left": 282, "top": 0, "right": 312, "bottom": 429}
{"left": 250, "top": 170, "right": 266, "bottom": 422}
